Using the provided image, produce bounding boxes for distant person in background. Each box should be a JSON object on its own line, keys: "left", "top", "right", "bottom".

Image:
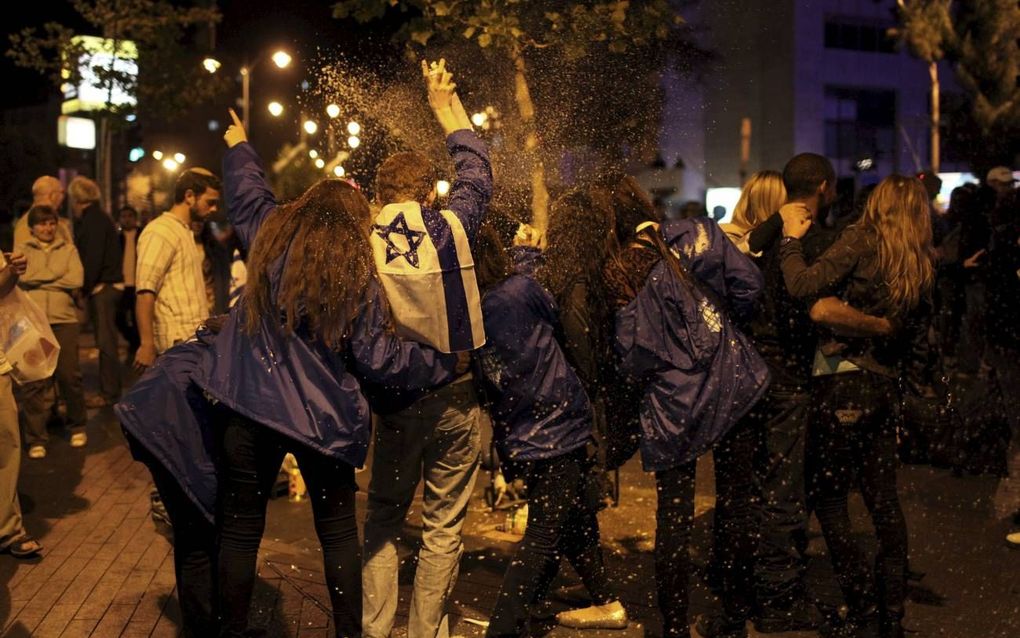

{"left": 70, "top": 176, "right": 124, "bottom": 408}
{"left": 721, "top": 170, "right": 787, "bottom": 254}
{"left": 15, "top": 205, "right": 88, "bottom": 456}
{"left": 117, "top": 206, "right": 142, "bottom": 364}
{"left": 15, "top": 176, "right": 72, "bottom": 247}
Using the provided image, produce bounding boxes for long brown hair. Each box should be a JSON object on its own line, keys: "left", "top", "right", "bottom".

{"left": 242, "top": 179, "right": 377, "bottom": 349}
{"left": 860, "top": 174, "right": 935, "bottom": 316}
{"left": 538, "top": 189, "right": 614, "bottom": 302}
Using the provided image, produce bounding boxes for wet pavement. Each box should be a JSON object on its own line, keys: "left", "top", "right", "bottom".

{"left": 1, "top": 343, "right": 1018, "bottom": 637}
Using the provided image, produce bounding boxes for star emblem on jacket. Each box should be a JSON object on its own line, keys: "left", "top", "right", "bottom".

{"left": 373, "top": 212, "right": 427, "bottom": 268}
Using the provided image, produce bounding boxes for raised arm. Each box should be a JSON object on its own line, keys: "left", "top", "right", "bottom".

{"left": 222, "top": 109, "right": 277, "bottom": 250}
{"left": 422, "top": 59, "right": 492, "bottom": 242}
{"left": 779, "top": 225, "right": 862, "bottom": 300}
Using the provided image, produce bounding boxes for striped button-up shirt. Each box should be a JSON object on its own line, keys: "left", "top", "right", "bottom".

{"left": 136, "top": 212, "right": 209, "bottom": 353}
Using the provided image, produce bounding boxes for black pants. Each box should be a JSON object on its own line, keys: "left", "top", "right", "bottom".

{"left": 655, "top": 422, "right": 759, "bottom": 638}
{"left": 88, "top": 286, "right": 123, "bottom": 401}
{"left": 128, "top": 436, "right": 217, "bottom": 638}
{"left": 808, "top": 372, "right": 907, "bottom": 622}
{"left": 18, "top": 322, "right": 87, "bottom": 447}
{"left": 115, "top": 286, "right": 140, "bottom": 361}
{"left": 486, "top": 448, "right": 614, "bottom": 638}
{"left": 751, "top": 385, "right": 811, "bottom": 607}
{"left": 217, "top": 414, "right": 361, "bottom": 638}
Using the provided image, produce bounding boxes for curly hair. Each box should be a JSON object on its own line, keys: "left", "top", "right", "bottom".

{"left": 242, "top": 179, "right": 379, "bottom": 349}
{"left": 538, "top": 189, "right": 615, "bottom": 303}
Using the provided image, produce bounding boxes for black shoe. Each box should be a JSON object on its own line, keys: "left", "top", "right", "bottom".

{"left": 754, "top": 597, "right": 821, "bottom": 633}
{"left": 694, "top": 612, "right": 747, "bottom": 638}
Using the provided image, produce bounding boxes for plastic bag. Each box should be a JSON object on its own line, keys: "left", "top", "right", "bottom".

{"left": 0, "top": 287, "right": 60, "bottom": 384}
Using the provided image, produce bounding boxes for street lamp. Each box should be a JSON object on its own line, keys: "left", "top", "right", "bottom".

{"left": 347, "top": 135, "right": 360, "bottom": 149}
{"left": 174, "top": 152, "right": 186, "bottom": 164}
{"left": 333, "top": 166, "right": 346, "bottom": 177}
{"left": 303, "top": 120, "right": 318, "bottom": 135}
{"left": 326, "top": 104, "right": 341, "bottom": 119}
{"left": 346, "top": 121, "right": 361, "bottom": 136}
{"left": 309, "top": 149, "right": 319, "bottom": 159}
{"left": 163, "top": 158, "right": 179, "bottom": 172}
{"left": 236, "top": 49, "right": 293, "bottom": 133}
{"left": 314, "top": 158, "right": 326, "bottom": 169}
{"left": 152, "top": 150, "right": 164, "bottom": 161}
{"left": 267, "top": 101, "right": 284, "bottom": 117}
{"left": 202, "top": 57, "right": 221, "bottom": 74}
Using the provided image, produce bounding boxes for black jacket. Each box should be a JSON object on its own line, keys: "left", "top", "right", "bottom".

{"left": 779, "top": 224, "right": 931, "bottom": 381}
{"left": 75, "top": 203, "right": 124, "bottom": 293}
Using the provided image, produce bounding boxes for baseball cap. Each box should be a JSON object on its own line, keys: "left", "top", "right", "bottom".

{"left": 986, "top": 166, "right": 1017, "bottom": 185}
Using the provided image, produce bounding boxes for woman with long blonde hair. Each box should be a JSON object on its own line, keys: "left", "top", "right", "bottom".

{"left": 779, "top": 174, "right": 934, "bottom": 638}
{"left": 721, "top": 170, "right": 787, "bottom": 254}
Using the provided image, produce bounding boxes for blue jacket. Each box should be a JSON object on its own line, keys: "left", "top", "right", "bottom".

{"left": 116, "top": 332, "right": 219, "bottom": 522}
{"left": 195, "top": 142, "right": 459, "bottom": 467}
{"left": 475, "top": 251, "right": 592, "bottom": 462}
{"left": 615, "top": 218, "right": 769, "bottom": 472}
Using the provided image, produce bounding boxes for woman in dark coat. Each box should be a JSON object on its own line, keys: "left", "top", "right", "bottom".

{"left": 608, "top": 216, "right": 767, "bottom": 638}
{"left": 211, "top": 112, "right": 457, "bottom": 638}
{"left": 473, "top": 226, "right": 625, "bottom": 637}
{"left": 779, "top": 174, "right": 935, "bottom": 638}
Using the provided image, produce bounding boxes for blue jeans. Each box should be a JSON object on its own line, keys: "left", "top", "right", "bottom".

{"left": 362, "top": 378, "right": 481, "bottom": 638}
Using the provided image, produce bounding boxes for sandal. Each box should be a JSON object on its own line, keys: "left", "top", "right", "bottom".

{"left": 5, "top": 535, "right": 42, "bottom": 558}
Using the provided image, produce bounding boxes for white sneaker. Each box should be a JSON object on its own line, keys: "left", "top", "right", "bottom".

{"left": 1007, "top": 531, "right": 1020, "bottom": 549}
{"left": 556, "top": 600, "right": 629, "bottom": 629}
{"left": 70, "top": 432, "right": 88, "bottom": 448}
{"left": 28, "top": 445, "right": 46, "bottom": 459}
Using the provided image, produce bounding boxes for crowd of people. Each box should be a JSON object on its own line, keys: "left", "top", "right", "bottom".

{"left": 0, "top": 58, "right": 1017, "bottom": 638}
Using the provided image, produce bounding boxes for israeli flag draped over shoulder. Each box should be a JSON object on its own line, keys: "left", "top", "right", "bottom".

{"left": 371, "top": 201, "right": 485, "bottom": 353}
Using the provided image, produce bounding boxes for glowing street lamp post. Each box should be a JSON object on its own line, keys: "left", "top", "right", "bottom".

{"left": 241, "top": 50, "right": 291, "bottom": 133}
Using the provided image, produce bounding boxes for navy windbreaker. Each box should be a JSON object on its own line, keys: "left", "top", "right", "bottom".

{"left": 195, "top": 142, "right": 459, "bottom": 466}
{"left": 475, "top": 249, "right": 593, "bottom": 462}
{"left": 615, "top": 218, "right": 769, "bottom": 472}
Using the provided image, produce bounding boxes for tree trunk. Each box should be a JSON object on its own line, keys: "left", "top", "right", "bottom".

{"left": 929, "top": 60, "right": 940, "bottom": 173}
{"left": 510, "top": 47, "right": 550, "bottom": 231}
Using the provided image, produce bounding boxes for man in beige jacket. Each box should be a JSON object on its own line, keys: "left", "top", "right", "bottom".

{"left": 16, "top": 205, "right": 87, "bottom": 457}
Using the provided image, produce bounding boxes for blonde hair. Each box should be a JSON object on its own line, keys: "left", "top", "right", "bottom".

{"left": 860, "top": 174, "right": 934, "bottom": 316}
{"left": 68, "top": 176, "right": 101, "bottom": 206}
{"left": 731, "top": 170, "right": 786, "bottom": 234}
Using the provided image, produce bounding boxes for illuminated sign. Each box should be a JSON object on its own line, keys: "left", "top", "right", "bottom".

{"left": 61, "top": 35, "right": 138, "bottom": 115}
{"left": 57, "top": 116, "right": 96, "bottom": 150}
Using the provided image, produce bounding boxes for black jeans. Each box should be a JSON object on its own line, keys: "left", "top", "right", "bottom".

{"left": 128, "top": 435, "right": 218, "bottom": 638}
{"left": 88, "top": 286, "right": 123, "bottom": 400}
{"left": 751, "top": 385, "right": 811, "bottom": 607}
{"left": 217, "top": 414, "right": 361, "bottom": 638}
{"left": 486, "top": 448, "right": 614, "bottom": 638}
{"left": 808, "top": 372, "right": 908, "bottom": 621}
{"left": 655, "top": 422, "right": 759, "bottom": 638}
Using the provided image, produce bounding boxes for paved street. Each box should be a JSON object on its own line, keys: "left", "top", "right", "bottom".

{"left": 1, "top": 344, "right": 1019, "bottom": 637}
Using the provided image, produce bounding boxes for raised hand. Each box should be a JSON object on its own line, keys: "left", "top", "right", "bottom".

{"left": 224, "top": 108, "right": 248, "bottom": 148}
{"left": 422, "top": 59, "right": 473, "bottom": 134}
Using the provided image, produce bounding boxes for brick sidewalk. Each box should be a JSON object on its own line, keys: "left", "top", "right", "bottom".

{"left": 2, "top": 349, "right": 1019, "bottom": 636}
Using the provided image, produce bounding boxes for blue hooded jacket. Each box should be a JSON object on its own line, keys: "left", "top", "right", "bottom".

{"left": 116, "top": 332, "right": 220, "bottom": 522}
{"left": 475, "top": 249, "right": 593, "bottom": 462}
{"left": 194, "top": 142, "right": 459, "bottom": 468}
{"left": 615, "top": 218, "right": 769, "bottom": 472}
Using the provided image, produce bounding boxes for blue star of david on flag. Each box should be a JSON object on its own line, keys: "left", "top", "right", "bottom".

{"left": 372, "top": 212, "right": 427, "bottom": 268}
